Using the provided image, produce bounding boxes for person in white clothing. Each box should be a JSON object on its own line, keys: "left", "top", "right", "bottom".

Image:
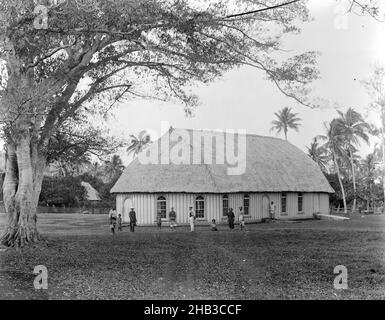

{"left": 238, "top": 207, "right": 245, "bottom": 231}
{"left": 188, "top": 206, "right": 196, "bottom": 232}
{"left": 269, "top": 201, "right": 277, "bottom": 220}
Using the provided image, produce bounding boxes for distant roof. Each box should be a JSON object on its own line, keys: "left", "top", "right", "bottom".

{"left": 81, "top": 182, "right": 101, "bottom": 201}
{"left": 111, "top": 129, "right": 334, "bottom": 194}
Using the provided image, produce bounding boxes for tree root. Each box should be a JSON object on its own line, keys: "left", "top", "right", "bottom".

{"left": 1, "top": 226, "right": 41, "bottom": 248}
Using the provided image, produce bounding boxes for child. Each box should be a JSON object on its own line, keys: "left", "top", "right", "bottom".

{"left": 239, "top": 207, "right": 245, "bottom": 231}
{"left": 157, "top": 211, "right": 162, "bottom": 230}
{"left": 169, "top": 207, "right": 177, "bottom": 231}
{"left": 211, "top": 219, "right": 218, "bottom": 232}
{"left": 189, "top": 206, "right": 196, "bottom": 232}
{"left": 118, "top": 214, "right": 123, "bottom": 232}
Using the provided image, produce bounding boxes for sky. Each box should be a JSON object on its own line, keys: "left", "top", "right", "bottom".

{"left": 103, "top": 0, "right": 384, "bottom": 165}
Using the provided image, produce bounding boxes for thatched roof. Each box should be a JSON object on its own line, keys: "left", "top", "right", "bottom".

{"left": 111, "top": 129, "right": 334, "bottom": 194}
{"left": 81, "top": 182, "right": 101, "bottom": 201}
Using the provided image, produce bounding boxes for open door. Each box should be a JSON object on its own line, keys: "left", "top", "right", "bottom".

{"left": 313, "top": 194, "right": 320, "bottom": 214}
{"left": 262, "top": 195, "right": 270, "bottom": 219}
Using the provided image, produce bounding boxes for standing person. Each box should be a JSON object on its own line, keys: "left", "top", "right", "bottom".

{"left": 169, "top": 207, "right": 177, "bottom": 231}
{"left": 129, "top": 207, "right": 137, "bottom": 233}
{"left": 238, "top": 207, "right": 245, "bottom": 231}
{"left": 109, "top": 207, "right": 117, "bottom": 236}
{"left": 156, "top": 211, "right": 163, "bottom": 230}
{"left": 118, "top": 214, "right": 123, "bottom": 232}
{"left": 227, "top": 208, "right": 235, "bottom": 230}
{"left": 189, "top": 206, "right": 196, "bottom": 232}
{"left": 269, "top": 201, "right": 277, "bottom": 220}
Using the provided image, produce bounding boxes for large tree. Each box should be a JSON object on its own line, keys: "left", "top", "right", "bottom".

{"left": 319, "top": 119, "right": 348, "bottom": 214}
{"left": 0, "top": 0, "right": 319, "bottom": 247}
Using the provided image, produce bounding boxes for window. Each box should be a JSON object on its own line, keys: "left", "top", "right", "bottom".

{"left": 223, "top": 195, "right": 229, "bottom": 217}
{"left": 281, "top": 193, "right": 287, "bottom": 214}
{"left": 298, "top": 193, "right": 304, "bottom": 213}
{"left": 195, "top": 196, "right": 205, "bottom": 219}
{"left": 157, "top": 196, "right": 167, "bottom": 219}
{"left": 244, "top": 194, "right": 250, "bottom": 215}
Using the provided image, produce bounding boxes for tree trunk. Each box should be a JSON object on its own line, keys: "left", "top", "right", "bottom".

{"left": 382, "top": 119, "right": 385, "bottom": 213}
{"left": 1, "top": 137, "right": 46, "bottom": 248}
{"left": 334, "top": 154, "right": 347, "bottom": 215}
{"left": 349, "top": 146, "right": 357, "bottom": 214}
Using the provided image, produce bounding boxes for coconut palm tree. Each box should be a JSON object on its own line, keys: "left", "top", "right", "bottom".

{"left": 127, "top": 131, "right": 152, "bottom": 158}
{"left": 104, "top": 155, "right": 125, "bottom": 181}
{"left": 318, "top": 120, "right": 348, "bottom": 214}
{"left": 358, "top": 153, "right": 377, "bottom": 211}
{"left": 271, "top": 107, "right": 302, "bottom": 141}
{"left": 335, "top": 108, "right": 370, "bottom": 213}
{"left": 307, "top": 138, "right": 329, "bottom": 173}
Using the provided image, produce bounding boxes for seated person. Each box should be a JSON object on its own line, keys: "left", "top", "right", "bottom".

{"left": 211, "top": 219, "right": 218, "bottom": 232}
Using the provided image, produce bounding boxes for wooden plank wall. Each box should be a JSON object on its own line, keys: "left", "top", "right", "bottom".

{"left": 116, "top": 193, "right": 330, "bottom": 225}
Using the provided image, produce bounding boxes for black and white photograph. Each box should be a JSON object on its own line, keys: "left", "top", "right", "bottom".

{"left": 0, "top": 0, "right": 384, "bottom": 307}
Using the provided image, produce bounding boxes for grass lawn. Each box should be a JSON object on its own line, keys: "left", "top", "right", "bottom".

{"left": 0, "top": 213, "right": 384, "bottom": 300}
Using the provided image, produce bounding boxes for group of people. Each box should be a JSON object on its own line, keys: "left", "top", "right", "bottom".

{"left": 157, "top": 206, "right": 196, "bottom": 232}
{"left": 224, "top": 206, "right": 246, "bottom": 231}
{"left": 109, "top": 207, "right": 137, "bottom": 236}
{"left": 108, "top": 200, "right": 278, "bottom": 235}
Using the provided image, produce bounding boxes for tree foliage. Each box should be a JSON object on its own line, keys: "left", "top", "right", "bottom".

{"left": 39, "top": 175, "right": 86, "bottom": 206}
{"left": 127, "top": 130, "right": 152, "bottom": 158}
{"left": 307, "top": 137, "right": 329, "bottom": 173}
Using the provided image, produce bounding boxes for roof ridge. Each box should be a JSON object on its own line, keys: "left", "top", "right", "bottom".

{"left": 171, "top": 127, "right": 288, "bottom": 142}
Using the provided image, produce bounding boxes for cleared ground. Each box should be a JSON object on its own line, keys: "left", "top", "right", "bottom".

{"left": 0, "top": 213, "right": 384, "bottom": 300}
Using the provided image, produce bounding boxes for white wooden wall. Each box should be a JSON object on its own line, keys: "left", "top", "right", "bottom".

{"left": 116, "top": 193, "right": 330, "bottom": 225}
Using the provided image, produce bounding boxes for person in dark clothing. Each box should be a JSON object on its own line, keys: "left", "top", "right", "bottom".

{"left": 211, "top": 219, "right": 218, "bottom": 232}
{"left": 157, "top": 211, "right": 163, "bottom": 230}
{"left": 228, "top": 208, "right": 235, "bottom": 230}
{"left": 118, "top": 214, "right": 123, "bottom": 232}
{"left": 129, "top": 207, "right": 137, "bottom": 232}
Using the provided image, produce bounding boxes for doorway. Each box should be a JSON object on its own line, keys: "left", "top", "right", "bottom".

{"left": 262, "top": 195, "right": 270, "bottom": 219}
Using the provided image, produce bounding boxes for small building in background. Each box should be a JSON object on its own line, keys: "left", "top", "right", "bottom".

{"left": 81, "top": 181, "right": 101, "bottom": 202}
{"left": 111, "top": 128, "right": 334, "bottom": 225}
{"left": 81, "top": 182, "right": 102, "bottom": 214}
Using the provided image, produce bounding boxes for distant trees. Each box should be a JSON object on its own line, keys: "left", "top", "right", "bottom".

{"left": 103, "top": 155, "right": 125, "bottom": 182}
{"left": 271, "top": 107, "right": 302, "bottom": 141}
{"left": 309, "top": 107, "right": 381, "bottom": 214}
{"left": 39, "top": 176, "right": 86, "bottom": 207}
{"left": 364, "top": 65, "right": 385, "bottom": 210}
